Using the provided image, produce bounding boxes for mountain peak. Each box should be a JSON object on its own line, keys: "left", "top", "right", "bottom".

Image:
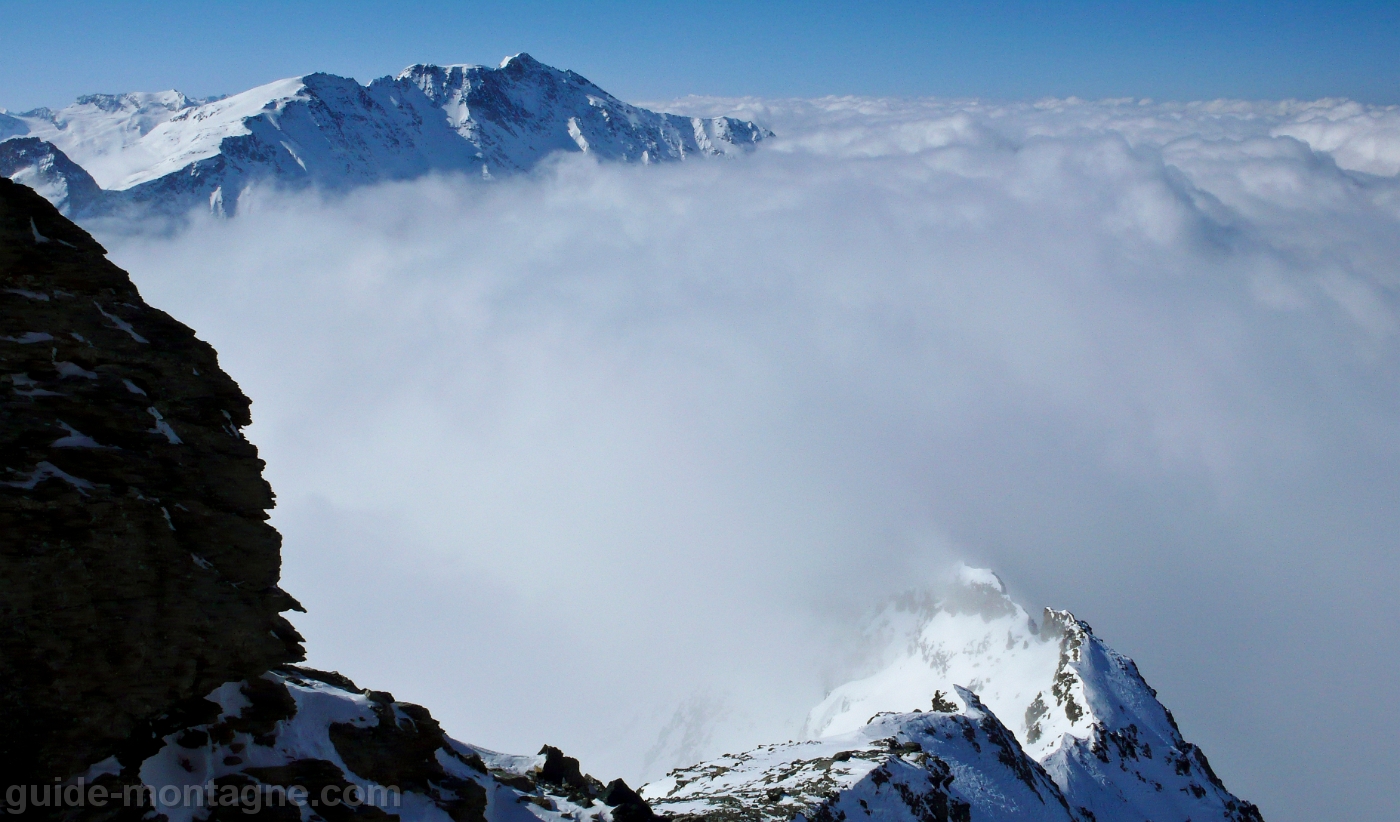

{"left": 804, "top": 569, "right": 1261, "bottom": 822}
{"left": 954, "top": 563, "right": 1007, "bottom": 591}
{"left": 943, "top": 563, "right": 1021, "bottom": 620}
{"left": 501, "top": 51, "right": 541, "bottom": 69}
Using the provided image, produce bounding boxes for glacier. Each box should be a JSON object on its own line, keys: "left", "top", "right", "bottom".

{"left": 0, "top": 54, "right": 769, "bottom": 216}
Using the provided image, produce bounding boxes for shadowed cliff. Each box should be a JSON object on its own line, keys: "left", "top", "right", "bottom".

{"left": 0, "top": 176, "right": 305, "bottom": 786}
{"left": 0, "top": 179, "right": 657, "bottom": 822}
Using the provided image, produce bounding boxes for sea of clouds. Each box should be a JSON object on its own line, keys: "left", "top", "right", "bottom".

{"left": 99, "top": 96, "right": 1400, "bottom": 822}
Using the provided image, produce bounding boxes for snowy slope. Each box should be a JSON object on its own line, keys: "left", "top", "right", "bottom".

{"left": 641, "top": 687, "right": 1074, "bottom": 822}
{"left": 804, "top": 568, "right": 1262, "bottom": 822}
{"left": 0, "top": 137, "right": 103, "bottom": 216}
{"left": 1, "top": 55, "right": 768, "bottom": 215}
{"left": 82, "top": 667, "right": 656, "bottom": 822}
{"left": 6, "top": 91, "right": 215, "bottom": 190}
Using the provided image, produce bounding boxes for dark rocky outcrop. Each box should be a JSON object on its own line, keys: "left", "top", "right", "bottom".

{"left": 601, "top": 779, "right": 657, "bottom": 822}
{"left": 0, "top": 176, "right": 305, "bottom": 787}
{"left": 90, "top": 666, "right": 492, "bottom": 822}
{"left": 45, "top": 663, "right": 634, "bottom": 822}
{"left": 0, "top": 178, "right": 659, "bottom": 822}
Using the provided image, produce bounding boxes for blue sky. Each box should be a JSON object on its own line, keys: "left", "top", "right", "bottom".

{"left": 3, "top": 1, "right": 1398, "bottom": 112}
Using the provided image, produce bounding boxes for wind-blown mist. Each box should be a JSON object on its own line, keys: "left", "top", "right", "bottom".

{"left": 100, "top": 96, "right": 1400, "bottom": 822}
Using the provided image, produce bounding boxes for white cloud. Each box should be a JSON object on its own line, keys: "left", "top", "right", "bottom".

{"left": 99, "top": 96, "right": 1400, "bottom": 822}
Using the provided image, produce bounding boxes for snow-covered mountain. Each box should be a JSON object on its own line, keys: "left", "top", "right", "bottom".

{"left": 643, "top": 689, "right": 1075, "bottom": 822}
{"left": 0, "top": 137, "right": 102, "bottom": 216}
{"left": 782, "top": 567, "right": 1262, "bottom": 822}
{"left": 0, "top": 54, "right": 769, "bottom": 216}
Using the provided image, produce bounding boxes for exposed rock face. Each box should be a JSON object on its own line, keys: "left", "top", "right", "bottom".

{"left": 0, "top": 176, "right": 305, "bottom": 787}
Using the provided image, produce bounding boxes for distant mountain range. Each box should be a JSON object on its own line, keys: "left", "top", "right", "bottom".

{"left": 0, "top": 54, "right": 769, "bottom": 217}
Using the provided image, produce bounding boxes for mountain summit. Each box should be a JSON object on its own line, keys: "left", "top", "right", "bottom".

{"left": 785, "top": 565, "right": 1263, "bottom": 822}
{"left": 1, "top": 54, "right": 770, "bottom": 216}
{"left": 640, "top": 567, "right": 1261, "bottom": 822}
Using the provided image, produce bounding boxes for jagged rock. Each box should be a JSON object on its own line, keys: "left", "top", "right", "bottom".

{"left": 538, "top": 745, "right": 596, "bottom": 793}
{"left": 602, "top": 778, "right": 656, "bottom": 822}
{"left": 0, "top": 176, "right": 305, "bottom": 787}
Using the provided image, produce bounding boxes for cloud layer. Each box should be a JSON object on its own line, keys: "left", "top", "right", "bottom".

{"left": 100, "top": 96, "right": 1400, "bottom": 822}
